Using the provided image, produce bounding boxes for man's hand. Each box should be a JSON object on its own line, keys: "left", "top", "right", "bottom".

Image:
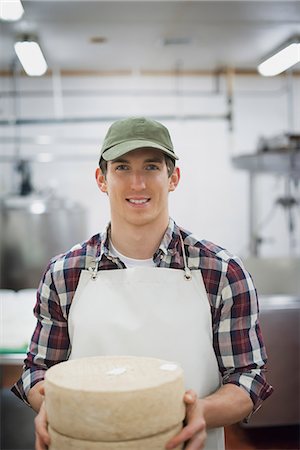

{"left": 165, "top": 390, "right": 206, "bottom": 450}
{"left": 33, "top": 385, "right": 50, "bottom": 450}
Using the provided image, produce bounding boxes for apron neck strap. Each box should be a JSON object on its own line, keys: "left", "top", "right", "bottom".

{"left": 178, "top": 232, "right": 192, "bottom": 280}
{"left": 90, "top": 259, "right": 100, "bottom": 280}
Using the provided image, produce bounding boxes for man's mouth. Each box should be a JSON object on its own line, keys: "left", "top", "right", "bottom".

{"left": 126, "top": 198, "right": 150, "bottom": 205}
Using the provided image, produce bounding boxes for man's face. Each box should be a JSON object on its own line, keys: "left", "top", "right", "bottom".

{"left": 96, "top": 148, "right": 180, "bottom": 228}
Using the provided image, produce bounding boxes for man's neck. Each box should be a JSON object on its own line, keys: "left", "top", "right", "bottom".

{"left": 110, "top": 218, "right": 169, "bottom": 259}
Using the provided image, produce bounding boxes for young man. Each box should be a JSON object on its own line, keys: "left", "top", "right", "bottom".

{"left": 12, "top": 117, "right": 273, "bottom": 450}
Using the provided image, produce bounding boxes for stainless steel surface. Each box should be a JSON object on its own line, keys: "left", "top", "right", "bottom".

{"left": 257, "top": 133, "right": 300, "bottom": 153}
{"left": 232, "top": 149, "right": 300, "bottom": 256}
{"left": 0, "top": 194, "right": 86, "bottom": 290}
{"left": 244, "top": 257, "right": 300, "bottom": 296}
{"left": 244, "top": 294, "right": 300, "bottom": 427}
{"left": 243, "top": 257, "right": 300, "bottom": 426}
{"left": 0, "top": 354, "right": 26, "bottom": 365}
{"left": 231, "top": 151, "right": 300, "bottom": 178}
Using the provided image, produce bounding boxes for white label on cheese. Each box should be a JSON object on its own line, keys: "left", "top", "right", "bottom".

{"left": 106, "top": 367, "right": 127, "bottom": 376}
{"left": 159, "top": 363, "right": 178, "bottom": 371}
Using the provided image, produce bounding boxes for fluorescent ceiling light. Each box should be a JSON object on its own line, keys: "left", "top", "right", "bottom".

{"left": 258, "top": 40, "right": 300, "bottom": 77}
{"left": 14, "top": 39, "right": 48, "bottom": 76}
{"left": 0, "top": 0, "right": 24, "bottom": 21}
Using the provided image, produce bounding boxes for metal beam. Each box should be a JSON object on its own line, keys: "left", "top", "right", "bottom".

{"left": 0, "top": 113, "right": 230, "bottom": 126}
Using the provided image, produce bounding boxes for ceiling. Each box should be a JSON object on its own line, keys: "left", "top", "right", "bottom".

{"left": 1, "top": 0, "right": 300, "bottom": 74}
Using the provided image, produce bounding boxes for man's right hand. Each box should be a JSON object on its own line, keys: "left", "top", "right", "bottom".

{"left": 34, "top": 400, "right": 50, "bottom": 450}
{"left": 27, "top": 381, "right": 50, "bottom": 450}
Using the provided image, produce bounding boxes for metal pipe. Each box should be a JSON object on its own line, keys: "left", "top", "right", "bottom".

{"left": 286, "top": 69, "right": 295, "bottom": 133}
{"left": 52, "top": 67, "right": 64, "bottom": 119}
{"left": 11, "top": 59, "right": 22, "bottom": 194}
{"left": 249, "top": 172, "right": 258, "bottom": 256}
{"left": 11, "top": 60, "right": 21, "bottom": 162}
{"left": 0, "top": 113, "right": 229, "bottom": 126}
{"left": 0, "top": 88, "right": 225, "bottom": 98}
{"left": 225, "top": 67, "right": 235, "bottom": 132}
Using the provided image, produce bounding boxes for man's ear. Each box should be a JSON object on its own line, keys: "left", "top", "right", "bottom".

{"left": 168, "top": 167, "right": 180, "bottom": 192}
{"left": 95, "top": 167, "right": 107, "bottom": 193}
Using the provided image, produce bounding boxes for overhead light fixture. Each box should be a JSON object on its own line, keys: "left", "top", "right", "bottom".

{"left": 0, "top": 0, "right": 24, "bottom": 21}
{"left": 258, "top": 36, "right": 300, "bottom": 76}
{"left": 14, "top": 35, "right": 48, "bottom": 76}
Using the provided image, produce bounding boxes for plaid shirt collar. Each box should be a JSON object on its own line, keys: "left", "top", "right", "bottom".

{"left": 97, "top": 217, "right": 180, "bottom": 263}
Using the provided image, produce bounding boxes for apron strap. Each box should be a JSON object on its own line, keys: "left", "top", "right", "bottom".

{"left": 89, "top": 259, "right": 100, "bottom": 280}
{"left": 178, "top": 232, "right": 192, "bottom": 280}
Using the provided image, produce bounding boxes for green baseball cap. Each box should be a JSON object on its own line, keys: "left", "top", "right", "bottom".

{"left": 100, "top": 117, "right": 179, "bottom": 162}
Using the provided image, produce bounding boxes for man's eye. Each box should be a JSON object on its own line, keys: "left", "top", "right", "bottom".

{"left": 145, "top": 164, "right": 159, "bottom": 170}
{"left": 115, "top": 165, "right": 129, "bottom": 171}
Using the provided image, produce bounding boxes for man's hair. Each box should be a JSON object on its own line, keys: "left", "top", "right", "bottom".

{"left": 99, "top": 155, "right": 175, "bottom": 178}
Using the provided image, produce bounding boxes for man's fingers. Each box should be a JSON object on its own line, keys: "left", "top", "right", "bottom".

{"left": 35, "top": 428, "right": 50, "bottom": 450}
{"left": 166, "top": 392, "right": 206, "bottom": 449}
{"left": 34, "top": 416, "right": 50, "bottom": 443}
{"left": 184, "top": 429, "right": 207, "bottom": 450}
{"left": 184, "top": 390, "right": 198, "bottom": 404}
{"left": 165, "top": 418, "right": 206, "bottom": 449}
{"left": 35, "top": 432, "right": 47, "bottom": 450}
{"left": 34, "top": 402, "right": 50, "bottom": 450}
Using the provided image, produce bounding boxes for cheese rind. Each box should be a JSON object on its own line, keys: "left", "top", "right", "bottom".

{"left": 48, "top": 424, "right": 184, "bottom": 450}
{"left": 45, "top": 356, "right": 185, "bottom": 441}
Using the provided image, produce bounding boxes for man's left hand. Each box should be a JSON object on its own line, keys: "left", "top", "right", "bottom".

{"left": 165, "top": 389, "right": 207, "bottom": 450}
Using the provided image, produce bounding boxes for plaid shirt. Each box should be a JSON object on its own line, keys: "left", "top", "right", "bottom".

{"left": 12, "top": 218, "right": 273, "bottom": 413}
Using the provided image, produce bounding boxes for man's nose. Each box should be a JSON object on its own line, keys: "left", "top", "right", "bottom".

{"left": 130, "top": 171, "right": 146, "bottom": 190}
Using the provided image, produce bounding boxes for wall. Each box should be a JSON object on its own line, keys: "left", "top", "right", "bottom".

{"left": 0, "top": 72, "right": 299, "bottom": 258}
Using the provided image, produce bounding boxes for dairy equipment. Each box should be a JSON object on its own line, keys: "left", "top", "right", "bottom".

{"left": 0, "top": 192, "right": 86, "bottom": 290}
{"left": 232, "top": 133, "right": 300, "bottom": 256}
{"left": 242, "top": 294, "right": 300, "bottom": 427}
{"left": 242, "top": 257, "right": 300, "bottom": 427}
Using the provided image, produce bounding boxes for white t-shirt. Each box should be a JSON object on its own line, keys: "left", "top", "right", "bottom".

{"left": 109, "top": 242, "right": 156, "bottom": 268}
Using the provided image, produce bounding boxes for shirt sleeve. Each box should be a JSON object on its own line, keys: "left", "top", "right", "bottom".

{"left": 11, "top": 260, "right": 71, "bottom": 405}
{"left": 212, "top": 257, "right": 273, "bottom": 418}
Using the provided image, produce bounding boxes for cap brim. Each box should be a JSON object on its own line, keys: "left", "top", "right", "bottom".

{"left": 101, "top": 139, "right": 179, "bottom": 161}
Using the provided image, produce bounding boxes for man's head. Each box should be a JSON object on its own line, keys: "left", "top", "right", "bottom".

{"left": 99, "top": 117, "right": 178, "bottom": 177}
{"left": 95, "top": 117, "right": 180, "bottom": 230}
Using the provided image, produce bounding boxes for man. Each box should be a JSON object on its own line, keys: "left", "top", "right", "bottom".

{"left": 12, "top": 117, "right": 273, "bottom": 450}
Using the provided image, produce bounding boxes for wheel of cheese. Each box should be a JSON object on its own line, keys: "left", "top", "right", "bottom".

{"left": 48, "top": 424, "right": 183, "bottom": 450}
{"left": 45, "top": 356, "right": 185, "bottom": 441}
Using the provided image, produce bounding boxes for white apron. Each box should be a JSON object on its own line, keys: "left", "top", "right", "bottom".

{"left": 68, "top": 235, "right": 225, "bottom": 450}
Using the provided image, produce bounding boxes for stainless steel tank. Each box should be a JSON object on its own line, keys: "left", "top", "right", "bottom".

{"left": 242, "top": 258, "right": 300, "bottom": 427}
{"left": 0, "top": 194, "right": 87, "bottom": 290}
{"left": 241, "top": 295, "right": 300, "bottom": 427}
